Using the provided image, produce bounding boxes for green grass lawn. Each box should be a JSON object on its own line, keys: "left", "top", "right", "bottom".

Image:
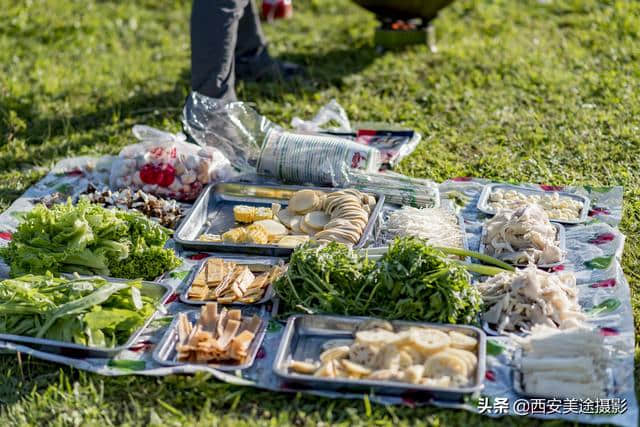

{"left": 1, "top": 0, "right": 639, "bottom": 425}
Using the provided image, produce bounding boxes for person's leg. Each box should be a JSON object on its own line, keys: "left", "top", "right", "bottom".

{"left": 234, "top": 0, "right": 304, "bottom": 81}
{"left": 235, "top": 0, "right": 268, "bottom": 60}
{"left": 190, "top": 0, "right": 249, "bottom": 101}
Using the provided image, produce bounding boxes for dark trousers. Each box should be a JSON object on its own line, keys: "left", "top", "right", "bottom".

{"left": 191, "top": 0, "right": 267, "bottom": 101}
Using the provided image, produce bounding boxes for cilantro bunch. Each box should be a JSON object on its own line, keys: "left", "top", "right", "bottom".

{"left": 275, "top": 237, "right": 488, "bottom": 324}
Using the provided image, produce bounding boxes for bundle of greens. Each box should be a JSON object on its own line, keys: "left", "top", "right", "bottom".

{"left": 275, "top": 237, "right": 492, "bottom": 324}
{"left": 0, "top": 199, "right": 180, "bottom": 280}
{"left": 0, "top": 274, "right": 159, "bottom": 348}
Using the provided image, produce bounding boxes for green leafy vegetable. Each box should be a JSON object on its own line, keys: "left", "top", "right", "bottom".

{"left": 0, "top": 199, "right": 180, "bottom": 280}
{"left": 0, "top": 274, "right": 158, "bottom": 348}
{"left": 275, "top": 237, "right": 488, "bottom": 324}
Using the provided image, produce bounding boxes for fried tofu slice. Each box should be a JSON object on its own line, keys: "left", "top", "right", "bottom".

{"left": 230, "top": 330, "right": 255, "bottom": 360}
{"left": 192, "top": 268, "right": 207, "bottom": 286}
{"left": 206, "top": 258, "right": 227, "bottom": 283}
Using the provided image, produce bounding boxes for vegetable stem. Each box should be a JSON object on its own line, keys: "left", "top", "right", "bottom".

{"left": 453, "top": 261, "right": 509, "bottom": 276}
{"left": 434, "top": 247, "right": 515, "bottom": 271}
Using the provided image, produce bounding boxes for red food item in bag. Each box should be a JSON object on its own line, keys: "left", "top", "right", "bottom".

{"left": 110, "top": 125, "right": 234, "bottom": 202}
{"left": 140, "top": 164, "right": 162, "bottom": 185}
{"left": 158, "top": 164, "right": 176, "bottom": 187}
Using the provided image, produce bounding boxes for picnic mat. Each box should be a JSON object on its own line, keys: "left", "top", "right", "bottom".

{"left": 0, "top": 157, "right": 636, "bottom": 427}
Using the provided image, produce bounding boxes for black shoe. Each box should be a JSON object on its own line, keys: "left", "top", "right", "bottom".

{"left": 236, "top": 48, "right": 305, "bottom": 82}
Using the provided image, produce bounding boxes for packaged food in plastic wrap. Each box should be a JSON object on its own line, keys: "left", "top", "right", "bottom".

{"left": 256, "top": 128, "right": 381, "bottom": 186}
{"left": 344, "top": 169, "right": 440, "bottom": 208}
{"left": 183, "top": 92, "right": 382, "bottom": 186}
{"left": 183, "top": 92, "right": 270, "bottom": 172}
{"left": 290, "top": 99, "right": 422, "bottom": 170}
{"left": 109, "top": 125, "right": 234, "bottom": 201}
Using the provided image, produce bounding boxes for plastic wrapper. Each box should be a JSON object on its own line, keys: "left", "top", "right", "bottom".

{"left": 109, "top": 125, "right": 234, "bottom": 201}
{"left": 183, "top": 92, "right": 273, "bottom": 172}
{"left": 291, "top": 100, "right": 421, "bottom": 169}
{"left": 343, "top": 169, "right": 440, "bottom": 207}
{"left": 290, "top": 99, "right": 352, "bottom": 132}
{"left": 183, "top": 92, "right": 382, "bottom": 186}
{"left": 256, "top": 128, "right": 381, "bottom": 186}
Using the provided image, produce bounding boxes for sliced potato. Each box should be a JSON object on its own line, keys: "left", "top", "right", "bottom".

{"left": 314, "top": 360, "right": 338, "bottom": 378}
{"left": 348, "top": 342, "right": 379, "bottom": 366}
{"left": 289, "top": 215, "right": 303, "bottom": 233}
{"left": 299, "top": 219, "right": 316, "bottom": 236}
{"left": 289, "top": 190, "right": 319, "bottom": 214}
{"left": 322, "top": 338, "right": 354, "bottom": 351}
{"left": 372, "top": 344, "right": 401, "bottom": 371}
{"left": 398, "top": 350, "right": 414, "bottom": 369}
{"left": 276, "top": 208, "right": 295, "bottom": 228}
{"left": 304, "top": 211, "right": 330, "bottom": 230}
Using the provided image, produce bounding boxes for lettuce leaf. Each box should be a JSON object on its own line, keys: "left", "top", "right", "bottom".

{"left": 1, "top": 199, "right": 178, "bottom": 280}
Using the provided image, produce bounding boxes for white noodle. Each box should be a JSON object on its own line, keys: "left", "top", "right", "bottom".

{"left": 383, "top": 207, "right": 464, "bottom": 248}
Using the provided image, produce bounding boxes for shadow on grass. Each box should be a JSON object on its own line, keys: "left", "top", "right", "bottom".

{"left": 0, "top": 44, "right": 377, "bottom": 171}
{"left": 0, "top": 69, "right": 191, "bottom": 149}
{"left": 239, "top": 45, "right": 378, "bottom": 100}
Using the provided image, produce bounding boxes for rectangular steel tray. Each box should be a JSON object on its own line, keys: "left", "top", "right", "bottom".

{"left": 477, "top": 183, "right": 590, "bottom": 224}
{"left": 478, "top": 222, "right": 566, "bottom": 268}
{"left": 0, "top": 276, "right": 172, "bottom": 358}
{"left": 173, "top": 182, "right": 385, "bottom": 256}
{"left": 273, "top": 314, "right": 486, "bottom": 400}
{"left": 152, "top": 308, "right": 267, "bottom": 370}
{"left": 179, "top": 255, "right": 284, "bottom": 306}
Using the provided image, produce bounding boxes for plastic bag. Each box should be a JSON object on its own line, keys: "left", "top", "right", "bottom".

{"left": 343, "top": 169, "right": 440, "bottom": 208}
{"left": 183, "top": 92, "right": 382, "bottom": 186}
{"left": 290, "top": 99, "right": 351, "bottom": 132}
{"left": 109, "top": 125, "right": 234, "bottom": 201}
{"left": 291, "top": 100, "right": 421, "bottom": 169}
{"left": 183, "top": 92, "right": 274, "bottom": 172}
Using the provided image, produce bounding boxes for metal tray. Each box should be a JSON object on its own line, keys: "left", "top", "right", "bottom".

{"left": 152, "top": 308, "right": 267, "bottom": 370}
{"left": 173, "top": 182, "right": 385, "bottom": 256}
{"left": 179, "top": 255, "right": 284, "bottom": 306}
{"left": 0, "top": 277, "right": 172, "bottom": 358}
{"left": 477, "top": 184, "right": 590, "bottom": 224}
{"left": 478, "top": 222, "right": 566, "bottom": 268}
{"left": 273, "top": 315, "right": 486, "bottom": 400}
